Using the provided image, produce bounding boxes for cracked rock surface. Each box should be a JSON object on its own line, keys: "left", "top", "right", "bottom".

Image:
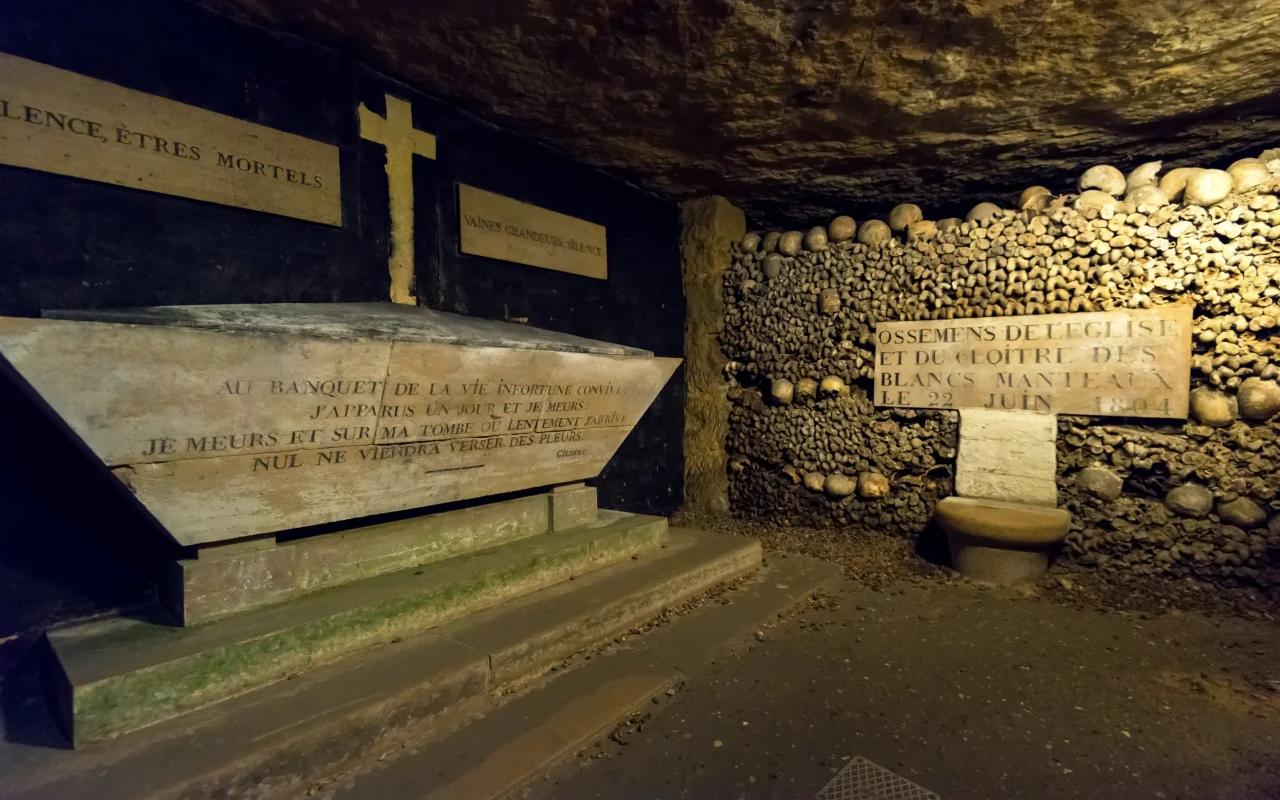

{"left": 202, "top": 0, "right": 1280, "bottom": 224}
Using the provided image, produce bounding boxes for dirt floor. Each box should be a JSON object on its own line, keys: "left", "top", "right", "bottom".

{"left": 520, "top": 517, "right": 1280, "bottom": 800}
{"left": 673, "top": 512, "right": 1280, "bottom": 619}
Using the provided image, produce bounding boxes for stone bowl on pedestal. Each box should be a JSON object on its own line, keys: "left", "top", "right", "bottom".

{"left": 935, "top": 496, "right": 1072, "bottom": 584}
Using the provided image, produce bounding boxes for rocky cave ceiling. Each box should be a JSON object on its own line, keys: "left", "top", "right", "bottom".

{"left": 201, "top": 0, "right": 1280, "bottom": 226}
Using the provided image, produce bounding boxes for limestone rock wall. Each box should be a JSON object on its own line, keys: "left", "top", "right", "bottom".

{"left": 202, "top": 0, "right": 1280, "bottom": 226}
{"left": 722, "top": 155, "right": 1280, "bottom": 590}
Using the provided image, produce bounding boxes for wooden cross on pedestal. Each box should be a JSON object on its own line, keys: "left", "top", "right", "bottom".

{"left": 358, "top": 94, "right": 437, "bottom": 305}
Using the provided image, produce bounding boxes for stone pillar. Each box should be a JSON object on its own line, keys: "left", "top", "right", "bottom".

{"left": 680, "top": 196, "right": 745, "bottom": 514}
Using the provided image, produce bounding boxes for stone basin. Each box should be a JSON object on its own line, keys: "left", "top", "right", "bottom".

{"left": 935, "top": 496, "right": 1072, "bottom": 584}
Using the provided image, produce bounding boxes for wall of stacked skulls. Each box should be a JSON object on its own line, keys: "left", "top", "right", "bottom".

{"left": 721, "top": 150, "right": 1280, "bottom": 589}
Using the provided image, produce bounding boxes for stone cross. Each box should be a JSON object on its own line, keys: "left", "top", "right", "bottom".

{"left": 358, "top": 94, "right": 437, "bottom": 305}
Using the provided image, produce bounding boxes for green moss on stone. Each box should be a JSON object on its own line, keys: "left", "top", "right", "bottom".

{"left": 72, "top": 517, "right": 667, "bottom": 743}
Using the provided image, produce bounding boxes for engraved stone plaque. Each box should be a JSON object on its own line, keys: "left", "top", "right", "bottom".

{"left": 873, "top": 306, "right": 1193, "bottom": 418}
{"left": 0, "top": 53, "right": 341, "bottom": 225}
{"left": 0, "top": 304, "right": 678, "bottom": 545}
{"left": 458, "top": 184, "right": 607, "bottom": 279}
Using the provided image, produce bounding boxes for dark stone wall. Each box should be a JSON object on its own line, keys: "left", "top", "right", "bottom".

{"left": 0, "top": 0, "right": 684, "bottom": 639}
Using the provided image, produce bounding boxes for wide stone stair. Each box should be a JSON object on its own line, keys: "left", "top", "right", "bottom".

{"left": 0, "top": 505, "right": 838, "bottom": 800}
{"left": 50, "top": 510, "right": 669, "bottom": 745}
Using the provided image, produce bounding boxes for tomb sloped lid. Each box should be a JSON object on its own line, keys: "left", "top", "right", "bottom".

{"left": 44, "top": 303, "right": 651, "bottom": 357}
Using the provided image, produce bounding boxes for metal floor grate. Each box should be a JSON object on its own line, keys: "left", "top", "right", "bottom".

{"left": 815, "top": 756, "right": 941, "bottom": 800}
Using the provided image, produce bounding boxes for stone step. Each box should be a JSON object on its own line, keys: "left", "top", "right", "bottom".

{"left": 2, "top": 528, "right": 766, "bottom": 800}
{"left": 46, "top": 510, "right": 669, "bottom": 746}
{"left": 326, "top": 550, "right": 842, "bottom": 800}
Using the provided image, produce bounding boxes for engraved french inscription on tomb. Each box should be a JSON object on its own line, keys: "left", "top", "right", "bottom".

{"left": 0, "top": 53, "right": 341, "bottom": 225}
{"left": 458, "top": 184, "right": 607, "bottom": 279}
{"left": 379, "top": 344, "right": 669, "bottom": 446}
{"left": 873, "top": 307, "right": 1193, "bottom": 419}
{"left": 0, "top": 319, "right": 391, "bottom": 466}
{"left": 0, "top": 317, "right": 678, "bottom": 545}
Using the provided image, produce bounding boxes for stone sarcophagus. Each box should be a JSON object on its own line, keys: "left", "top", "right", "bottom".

{"left": 0, "top": 303, "right": 680, "bottom": 547}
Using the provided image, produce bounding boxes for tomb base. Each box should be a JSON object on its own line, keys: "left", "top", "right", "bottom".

{"left": 936, "top": 496, "right": 1071, "bottom": 584}
{"left": 164, "top": 484, "right": 597, "bottom": 625}
{"left": 49, "top": 504, "right": 660, "bottom": 746}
